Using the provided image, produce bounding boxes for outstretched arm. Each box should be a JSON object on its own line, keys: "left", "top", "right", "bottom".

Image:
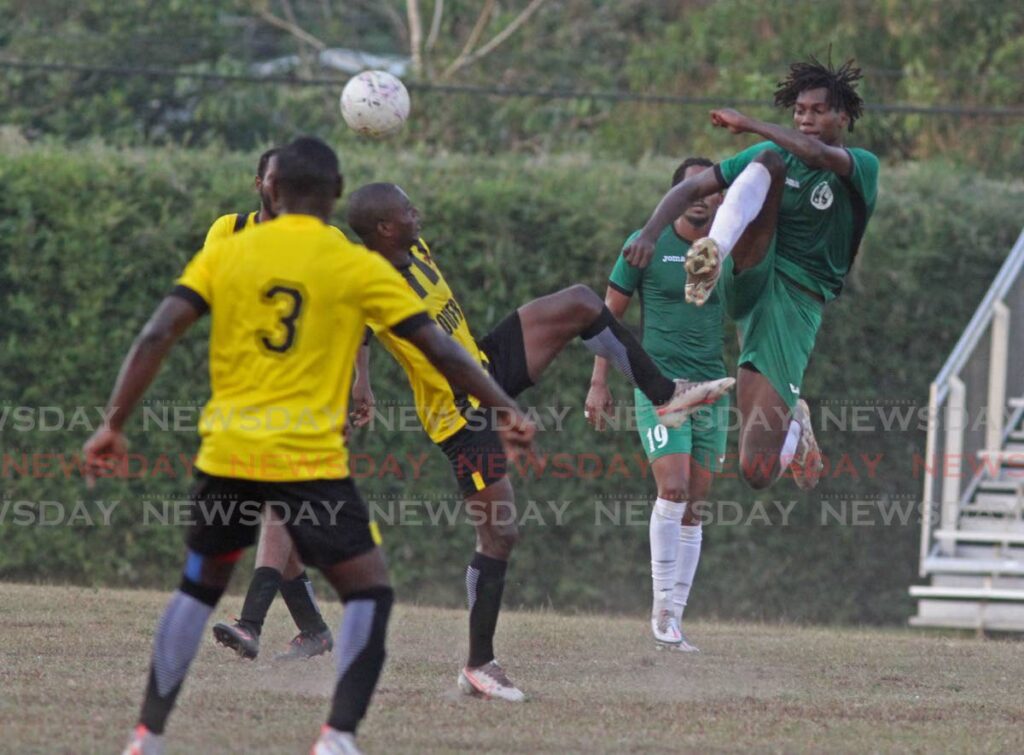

{"left": 622, "top": 168, "right": 725, "bottom": 269}
{"left": 586, "top": 287, "right": 631, "bottom": 430}
{"left": 710, "top": 108, "right": 852, "bottom": 176}
{"left": 83, "top": 295, "right": 201, "bottom": 483}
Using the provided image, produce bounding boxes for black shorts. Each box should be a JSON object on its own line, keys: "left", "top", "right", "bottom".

{"left": 438, "top": 409, "right": 509, "bottom": 497}
{"left": 185, "top": 472, "right": 378, "bottom": 569}
{"left": 438, "top": 310, "right": 532, "bottom": 497}
{"left": 478, "top": 310, "right": 534, "bottom": 399}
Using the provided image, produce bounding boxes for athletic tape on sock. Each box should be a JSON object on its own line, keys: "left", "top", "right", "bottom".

{"left": 329, "top": 588, "right": 393, "bottom": 734}
{"left": 153, "top": 590, "right": 214, "bottom": 697}
{"left": 580, "top": 307, "right": 675, "bottom": 404}
{"left": 335, "top": 600, "right": 375, "bottom": 681}
{"left": 466, "top": 567, "right": 480, "bottom": 612}
{"left": 581, "top": 328, "right": 634, "bottom": 384}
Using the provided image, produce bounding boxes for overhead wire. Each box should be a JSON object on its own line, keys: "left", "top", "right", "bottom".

{"left": 2, "top": 59, "right": 1022, "bottom": 118}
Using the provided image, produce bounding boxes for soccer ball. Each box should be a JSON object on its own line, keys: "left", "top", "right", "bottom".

{"left": 340, "top": 71, "right": 410, "bottom": 138}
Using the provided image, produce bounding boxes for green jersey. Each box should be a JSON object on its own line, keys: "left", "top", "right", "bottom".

{"left": 717, "top": 141, "right": 879, "bottom": 301}
{"left": 609, "top": 226, "right": 726, "bottom": 381}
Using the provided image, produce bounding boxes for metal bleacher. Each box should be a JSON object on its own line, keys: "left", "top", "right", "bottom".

{"left": 911, "top": 228, "right": 1024, "bottom": 632}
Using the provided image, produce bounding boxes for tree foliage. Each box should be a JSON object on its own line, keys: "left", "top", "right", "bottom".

{"left": 1, "top": 0, "right": 1022, "bottom": 171}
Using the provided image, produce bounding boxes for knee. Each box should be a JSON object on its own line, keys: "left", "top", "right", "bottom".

{"left": 184, "top": 549, "right": 240, "bottom": 593}
{"left": 492, "top": 526, "right": 520, "bottom": 558}
{"left": 754, "top": 149, "right": 786, "bottom": 183}
{"left": 563, "top": 283, "right": 603, "bottom": 321}
{"left": 741, "top": 466, "right": 775, "bottom": 491}
{"left": 480, "top": 523, "right": 519, "bottom": 560}
{"left": 656, "top": 484, "right": 689, "bottom": 503}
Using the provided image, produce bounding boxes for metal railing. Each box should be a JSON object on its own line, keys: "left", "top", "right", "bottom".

{"left": 920, "top": 228, "right": 1024, "bottom": 575}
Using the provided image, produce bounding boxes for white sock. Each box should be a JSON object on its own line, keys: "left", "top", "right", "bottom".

{"left": 708, "top": 162, "right": 772, "bottom": 257}
{"left": 650, "top": 497, "right": 686, "bottom": 611}
{"left": 779, "top": 418, "right": 801, "bottom": 469}
{"left": 672, "top": 525, "right": 703, "bottom": 621}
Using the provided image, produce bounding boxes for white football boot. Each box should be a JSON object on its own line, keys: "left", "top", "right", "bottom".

{"left": 310, "top": 726, "right": 362, "bottom": 755}
{"left": 457, "top": 660, "right": 526, "bottom": 702}
{"left": 652, "top": 605, "right": 683, "bottom": 648}
{"left": 122, "top": 725, "right": 165, "bottom": 755}
{"left": 674, "top": 629, "right": 700, "bottom": 653}
{"left": 657, "top": 377, "right": 735, "bottom": 429}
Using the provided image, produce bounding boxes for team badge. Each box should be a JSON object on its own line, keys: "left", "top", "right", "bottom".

{"left": 810, "top": 181, "right": 834, "bottom": 210}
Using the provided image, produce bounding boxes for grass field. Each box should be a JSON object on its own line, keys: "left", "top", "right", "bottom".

{"left": 2, "top": 582, "right": 1023, "bottom": 754}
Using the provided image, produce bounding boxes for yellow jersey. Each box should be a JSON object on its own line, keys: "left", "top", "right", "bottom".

{"left": 369, "top": 239, "right": 489, "bottom": 443}
{"left": 203, "top": 211, "right": 262, "bottom": 246}
{"left": 176, "top": 214, "right": 428, "bottom": 481}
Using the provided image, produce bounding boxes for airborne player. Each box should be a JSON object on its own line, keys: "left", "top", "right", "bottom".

{"left": 623, "top": 55, "right": 879, "bottom": 493}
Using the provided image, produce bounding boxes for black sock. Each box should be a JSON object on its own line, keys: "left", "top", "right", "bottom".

{"left": 238, "top": 566, "right": 282, "bottom": 634}
{"left": 465, "top": 552, "right": 508, "bottom": 668}
{"left": 580, "top": 306, "right": 675, "bottom": 404}
{"left": 327, "top": 586, "right": 394, "bottom": 734}
{"left": 139, "top": 578, "right": 222, "bottom": 734}
{"left": 280, "top": 571, "right": 329, "bottom": 634}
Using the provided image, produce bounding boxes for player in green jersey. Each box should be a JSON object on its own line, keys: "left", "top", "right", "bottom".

{"left": 586, "top": 158, "right": 726, "bottom": 651}
{"left": 623, "top": 55, "right": 879, "bottom": 492}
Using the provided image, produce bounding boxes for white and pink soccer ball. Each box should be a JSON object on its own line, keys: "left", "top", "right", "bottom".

{"left": 340, "top": 71, "right": 410, "bottom": 138}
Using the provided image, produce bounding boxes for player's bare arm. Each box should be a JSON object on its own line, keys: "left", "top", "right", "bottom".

{"left": 622, "top": 169, "right": 724, "bottom": 269}
{"left": 82, "top": 295, "right": 200, "bottom": 483}
{"left": 710, "top": 107, "right": 852, "bottom": 176}
{"left": 350, "top": 341, "right": 375, "bottom": 428}
{"left": 585, "top": 286, "right": 631, "bottom": 430}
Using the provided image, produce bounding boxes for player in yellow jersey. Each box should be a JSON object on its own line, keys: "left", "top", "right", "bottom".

{"left": 345, "top": 183, "right": 733, "bottom": 701}
{"left": 201, "top": 148, "right": 340, "bottom": 662}
{"left": 202, "top": 147, "right": 279, "bottom": 245}
{"left": 83, "top": 137, "right": 536, "bottom": 755}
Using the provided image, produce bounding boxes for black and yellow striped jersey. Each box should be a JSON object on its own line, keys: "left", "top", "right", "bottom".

{"left": 369, "top": 239, "right": 489, "bottom": 443}
{"left": 176, "top": 214, "right": 429, "bottom": 481}
{"left": 203, "top": 211, "right": 262, "bottom": 247}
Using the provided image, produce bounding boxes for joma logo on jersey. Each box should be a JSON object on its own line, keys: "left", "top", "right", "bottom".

{"left": 435, "top": 298, "right": 465, "bottom": 335}
{"left": 661, "top": 255, "right": 686, "bottom": 263}
{"left": 810, "top": 181, "right": 834, "bottom": 210}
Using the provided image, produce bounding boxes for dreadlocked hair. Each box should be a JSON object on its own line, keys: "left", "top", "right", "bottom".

{"left": 773, "top": 54, "right": 864, "bottom": 131}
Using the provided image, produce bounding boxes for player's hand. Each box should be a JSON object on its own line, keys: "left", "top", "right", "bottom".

{"left": 496, "top": 408, "right": 538, "bottom": 466}
{"left": 350, "top": 380, "right": 376, "bottom": 428}
{"left": 710, "top": 108, "right": 751, "bottom": 134}
{"left": 82, "top": 425, "right": 128, "bottom": 489}
{"left": 584, "top": 382, "right": 614, "bottom": 431}
{"left": 622, "top": 233, "right": 656, "bottom": 269}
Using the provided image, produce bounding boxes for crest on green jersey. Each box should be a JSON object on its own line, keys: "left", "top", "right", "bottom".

{"left": 810, "top": 181, "right": 834, "bottom": 210}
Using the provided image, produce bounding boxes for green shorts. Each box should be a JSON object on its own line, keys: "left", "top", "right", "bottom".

{"left": 719, "top": 238, "right": 824, "bottom": 410}
{"left": 634, "top": 389, "right": 730, "bottom": 471}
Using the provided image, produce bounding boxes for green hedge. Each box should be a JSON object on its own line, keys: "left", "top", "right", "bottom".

{"left": 1, "top": 142, "right": 1021, "bottom": 624}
